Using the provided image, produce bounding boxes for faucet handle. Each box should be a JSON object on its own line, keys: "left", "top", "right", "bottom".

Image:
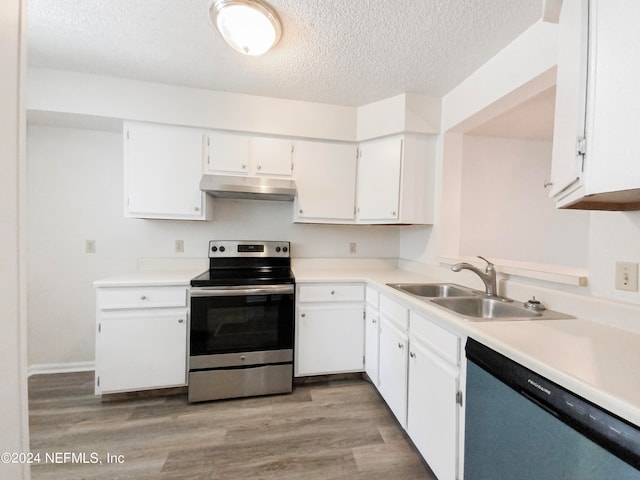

{"left": 477, "top": 256, "right": 494, "bottom": 271}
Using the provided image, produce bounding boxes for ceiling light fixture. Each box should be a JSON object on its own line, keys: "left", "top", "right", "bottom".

{"left": 210, "top": 0, "right": 282, "bottom": 56}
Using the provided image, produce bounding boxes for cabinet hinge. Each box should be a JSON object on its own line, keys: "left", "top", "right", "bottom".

{"left": 126, "top": 130, "right": 130, "bottom": 140}
{"left": 456, "top": 391, "right": 463, "bottom": 407}
{"left": 98, "top": 323, "right": 101, "bottom": 333}
{"left": 291, "top": 144, "right": 295, "bottom": 154}
{"left": 97, "top": 376, "right": 100, "bottom": 387}
{"left": 363, "top": 355, "right": 365, "bottom": 367}
{"left": 207, "top": 136, "right": 210, "bottom": 146}
{"left": 363, "top": 310, "right": 366, "bottom": 320}
{"left": 356, "top": 147, "right": 361, "bottom": 160}
{"left": 576, "top": 137, "right": 586, "bottom": 156}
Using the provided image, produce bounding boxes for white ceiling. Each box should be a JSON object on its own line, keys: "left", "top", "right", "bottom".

{"left": 27, "top": 0, "right": 542, "bottom": 107}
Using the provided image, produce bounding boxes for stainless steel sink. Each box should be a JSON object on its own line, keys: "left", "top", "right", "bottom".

{"left": 429, "top": 296, "right": 574, "bottom": 322}
{"left": 430, "top": 297, "right": 538, "bottom": 319}
{"left": 386, "top": 283, "right": 473, "bottom": 298}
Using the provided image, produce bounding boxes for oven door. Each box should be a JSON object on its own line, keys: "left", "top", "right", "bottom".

{"left": 189, "top": 285, "right": 294, "bottom": 359}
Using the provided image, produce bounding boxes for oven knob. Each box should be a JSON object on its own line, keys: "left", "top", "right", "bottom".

{"left": 276, "top": 246, "right": 281, "bottom": 252}
{"left": 283, "top": 246, "right": 288, "bottom": 253}
{"left": 219, "top": 246, "right": 226, "bottom": 252}
{"left": 211, "top": 246, "right": 218, "bottom": 252}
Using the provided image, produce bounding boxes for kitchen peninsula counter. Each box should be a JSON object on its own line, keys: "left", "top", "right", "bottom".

{"left": 292, "top": 259, "right": 640, "bottom": 428}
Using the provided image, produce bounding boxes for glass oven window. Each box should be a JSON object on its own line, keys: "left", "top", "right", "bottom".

{"left": 190, "top": 293, "right": 293, "bottom": 356}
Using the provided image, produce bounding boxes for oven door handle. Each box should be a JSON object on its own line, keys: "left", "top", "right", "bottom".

{"left": 190, "top": 285, "right": 294, "bottom": 297}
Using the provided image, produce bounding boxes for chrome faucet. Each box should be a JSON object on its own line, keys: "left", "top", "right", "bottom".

{"left": 451, "top": 256, "right": 497, "bottom": 297}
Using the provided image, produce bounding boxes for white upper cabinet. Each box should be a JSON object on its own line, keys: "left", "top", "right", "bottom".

{"left": 293, "top": 140, "right": 357, "bottom": 222}
{"left": 204, "top": 132, "right": 250, "bottom": 174}
{"left": 356, "top": 134, "right": 435, "bottom": 224}
{"left": 551, "top": 0, "right": 640, "bottom": 210}
{"left": 356, "top": 137, "right": 402, "bottom": 222}
{"left": 204, "top": 133, "right": 293, "bottom": 177}
{"left": 124, "top": 122, "right": 206, "bottom": 220}
{"left": 251, "top": 137, "right": 294, "bottom": 176}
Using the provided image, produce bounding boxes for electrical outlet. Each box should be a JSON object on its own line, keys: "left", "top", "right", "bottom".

{"left": 615, "top": 262, "right": 638, "bottom": 291}
{"left": 175, "top": 240, "right": 184, "bottom": 253}
{"left": 349, "top": 242, "right": 357, "bottom": 254}
{"left": 85, "top": 240, "right": 96, "bottom": 254}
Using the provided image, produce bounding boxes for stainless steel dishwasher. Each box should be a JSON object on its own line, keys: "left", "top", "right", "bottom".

{"left": 464, "top": 338, "right": 640, "bottom": 479}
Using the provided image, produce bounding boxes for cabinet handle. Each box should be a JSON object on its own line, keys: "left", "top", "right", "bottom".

{"left": 409, "top": 351, "right": 416, "bottom": 358}
{"left": 331, "top": 290, "right": 335, "bottom": 295}
{"left": 391, "top": 211, "right": 397, "bottom": 216}
{"left": 257, "top": 165, "right": 262, "bottom": 170}
{"left": 301, "top": 313, "right": 306, "bottom": 317}
{"left": 194, "top": 206, "right": 200, "bottom": 211}
{"left": 240, "top": 355, "right": 246, "bottom": 361}
{"left": 299, "top": 209, "right": 304, "bottom": 214}
{"left": 398, "top": 342, "right": 403, "bottom": 349}
{"left": 241, "top": 163, "right": 246, "bottom": 169}
{"left": 178, "top": 319, "right": 184, "bottom": 323}
{"left": 372, "top": 319, "right": 376, "bottom": 324}
{"left": 543, "top": 181, "right": 553, "bottom": 189}
{"left": 140, "top": 295, "right": 147, "bottom": 300}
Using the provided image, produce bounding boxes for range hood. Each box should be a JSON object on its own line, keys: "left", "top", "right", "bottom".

{"left": 199, "top": 174, "right": 296, "bottom": 201}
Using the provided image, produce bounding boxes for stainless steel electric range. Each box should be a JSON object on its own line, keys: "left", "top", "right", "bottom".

{"left": 188, "top": 240, "right": 295, "bottom": 403}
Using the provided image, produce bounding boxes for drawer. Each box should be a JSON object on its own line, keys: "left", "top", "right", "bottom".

{"left": 410, "top": 311, "right": 459, "bottom": 365}
{"left": 380, "top": 295, "right": 409, "bottom": 331}
{"left": 298, "top": 283, "right": 364, "bottom": 303}
{"left": 365, "top": 286, "right": 379, "bottom": 308}
{"left": 96, "top": 286, "right": 187, "bottom": 310}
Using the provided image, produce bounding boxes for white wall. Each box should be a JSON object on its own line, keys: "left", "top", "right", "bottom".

{"left": 459, "top": 135, "right": 589, "bottom": 268}
{"left": 26, "top": 125, "right": 400, "bottom": 367}
{"left": 1, "top": 0, "right": 30, "bottom": 477}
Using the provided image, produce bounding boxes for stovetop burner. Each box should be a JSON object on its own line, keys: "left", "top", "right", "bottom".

{"left": 191, "top": 240, "right": 294, "bottom": 287}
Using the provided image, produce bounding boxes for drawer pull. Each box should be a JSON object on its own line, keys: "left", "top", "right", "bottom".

{"left": 398, "top": 343, "right": 404, "bottom": 349}
{"left": 331, "top": 290, "right": 335, "bottom": 295}
{"left": 178, "top": 319, "right": 184, "bottom": 323}
{"left": 301, "top": 313, "right": 306, "bottom": 318}
{"left": 140, "top": 295, "right": 147, "bottom": 300}
{"left": 409, "top": 351, "right": 416, "bottom": 358}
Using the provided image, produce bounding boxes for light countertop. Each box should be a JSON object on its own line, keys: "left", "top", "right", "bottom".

{"left": 293, "top": 263, "right": 640, "bottom": 427}
{"left": 93, "top": 260, "right": 640, "bottom": 427}
{"left": 93, "top": 268, "right": 205, "bottom": 287}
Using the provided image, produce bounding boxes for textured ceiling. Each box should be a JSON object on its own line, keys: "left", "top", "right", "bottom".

{"left": 27, "top": 0, "right": 541, "bottom": 107}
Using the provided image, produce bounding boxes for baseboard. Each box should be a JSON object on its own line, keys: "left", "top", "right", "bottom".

{"left": 28, "top": 361, "right": 95, "bottom": 377}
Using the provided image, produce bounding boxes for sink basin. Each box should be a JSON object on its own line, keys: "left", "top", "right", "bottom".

{"left": 430, "top": 297, "right": 539, "bottom": 320}
{"left": 386, "top": 283, "right": 473, "bottom": 298}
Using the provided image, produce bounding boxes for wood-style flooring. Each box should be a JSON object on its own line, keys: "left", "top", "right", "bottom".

{"left": 28, "top": 372, "right": 437, "bottom": 479}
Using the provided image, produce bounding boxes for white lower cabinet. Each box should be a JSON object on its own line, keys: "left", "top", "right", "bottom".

{"left": 364, "top": 286, "right": 380, "bottom": 386}
{"left": 95, "top": 285, "right": 188, "bottom": 394}
{"left": 295, "top": 283, "right": 365, "bottom": 376}
{"left": 407, "top": 314, "right": 460, "bottom": 480}
{"left": 373, "top": 294, "right": 461, "bottom": 480}
{"left": 378, "top": 295, "right": 410, "bottom": 427}
{"left": 379, "top": 316, "right": 409, "bottom": 427}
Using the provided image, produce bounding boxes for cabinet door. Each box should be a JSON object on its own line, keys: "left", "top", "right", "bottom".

{"left": 205, "top": 132, "right": 250, "bottom": 174}
{"left": 294, "top": 141, "right": 357, "bottom": 221}
{"left": 296, "top": 304, "right": 364, "bottom": 376}
{"left": 125, "top": 122, "right": 205, "bottom": 220}
{"left": 378, "top": 317, "right": 408, "bottom": 427}
{"left": 356, "top": 137, "right": 402, "bottom": 222}
{"left": 549, "top": 0, "right": 589, "bottom": 199}
{"left": 96, "top": 312, "right": 187, "bottom": 393}
{"left": 364, "top": 304, "right": 380, "bottom": 386}
{"left": 250, "top": 137, "right": 293, "bottom": 176}
{"left": 408, "top": 339, "right": 459, "bottom": 480}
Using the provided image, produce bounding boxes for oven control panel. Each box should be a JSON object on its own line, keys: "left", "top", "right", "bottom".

{"left": 209, "top": 240, "right": 290, "bottom": 258}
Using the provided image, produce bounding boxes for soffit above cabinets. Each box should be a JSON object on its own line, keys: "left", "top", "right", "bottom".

{"left": 27, "top": 0, "right": 541, "bottom": 107}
